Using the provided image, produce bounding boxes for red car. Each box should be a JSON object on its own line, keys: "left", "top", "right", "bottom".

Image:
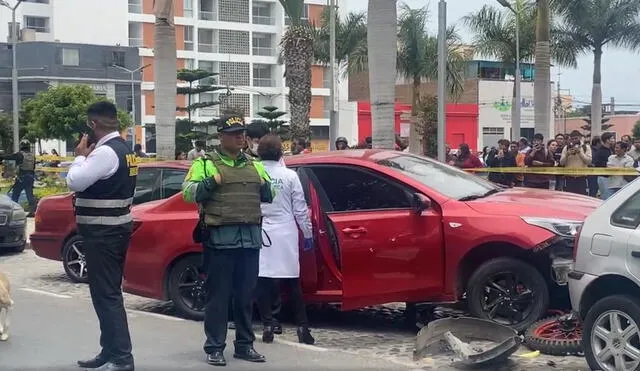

{"left": 126, "top": 150, "right": 597, "bottom": 330}
{"left": 31, "top": 161, "right": 190, "bottom": 282}
{"left": 32, "top": 151, "right": 600, "bottom": 330}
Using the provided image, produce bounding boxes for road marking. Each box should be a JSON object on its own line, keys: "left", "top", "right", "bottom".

{"left": 126, "top": 309, "right": 185, "bottom": 322}
{"left": 20, "top": 288, "right": 72, "bottom": 299}
{"left": 273, "top": 338, "right": 329, "bottom": 352}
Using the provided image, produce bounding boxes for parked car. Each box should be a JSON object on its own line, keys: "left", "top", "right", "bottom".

{"left": 122, "top": 150, "right": 598, "bottom": 329}
{"left": 569, "top": 178, "right": 640, "bottom": 371}
{"left": 0, "top": 194, "right": 27, "bottom": 253}
{"left": 30, "top": 161, "right": 189, "bottom": 282}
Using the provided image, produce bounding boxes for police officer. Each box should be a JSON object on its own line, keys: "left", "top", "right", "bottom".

{"left": 182, "top": 115, "right": 273, "bottom": 367}
{"left": 66, "top": 101, "right": 137, "bottom": 371}
{"left": 1, "top": 140, "right": 36, "bottom": 216}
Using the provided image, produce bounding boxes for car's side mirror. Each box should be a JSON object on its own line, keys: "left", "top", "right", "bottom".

{"left": 412, "top": 193, "right": 431, "bottom": 214}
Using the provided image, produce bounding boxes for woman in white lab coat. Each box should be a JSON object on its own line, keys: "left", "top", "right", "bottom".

{"left": 256, "top": 134, "right": 315, "bottom": 345}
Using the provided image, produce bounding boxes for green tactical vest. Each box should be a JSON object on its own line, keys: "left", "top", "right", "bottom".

{"left": 20, "top": 152, "right": 35, "bottom": 172}
{"left": 203, "top": 154, "right": 262, "bottom": 226}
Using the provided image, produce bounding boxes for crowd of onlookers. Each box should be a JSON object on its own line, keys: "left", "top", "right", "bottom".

{"left": 448, "top": 130, "right": 640, "bottom": 199}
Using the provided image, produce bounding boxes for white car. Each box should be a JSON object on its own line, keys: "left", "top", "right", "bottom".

{"left": 569, "top": 178, "right": 640, "bottom": 371}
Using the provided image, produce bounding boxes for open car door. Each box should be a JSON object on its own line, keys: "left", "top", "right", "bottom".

{"left": 295, "top": 168, "right": 319, "bottom": 293}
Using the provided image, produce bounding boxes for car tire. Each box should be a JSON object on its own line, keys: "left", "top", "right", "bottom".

{"left": 583, "top": 295, "right": 640, "bottom": 371}
{"left": 467, "top": 257, "right": 549, "bottom": 332}
{"left": 62, "top": 235, "right": 89, "bottom": 284}
{"left": 11, "top": 243, "right": 25, "bottom": 253}
{"left": 168, "top": 254, "right": 206, "bottom": 321}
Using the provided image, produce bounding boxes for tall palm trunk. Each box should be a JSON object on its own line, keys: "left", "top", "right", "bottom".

{"left": 154, "top": 0, "right": 177, "bottom": 160}
{"left": 534, "top": 0, "right": 551, "bottom": 138}
{"left": 408, "top": 77, "right": 422, "bottom": 154}
{"left": 367, "top": 0, "right": 397, "bottom": 150}
{"left": 590, "top": 47, "right": 603, "bottom": 137}
{"left": 511, "top": 75, "right": 518, "bottom": 139}
{"left": 282, "top": 27, "right": 313, "bottom": 141}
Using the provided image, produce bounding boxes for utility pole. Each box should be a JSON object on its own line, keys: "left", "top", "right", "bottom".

{"left": 1, "top": 0, "right": 24, "bottom": 153}
{"left": 610, "top": 96, "right": 615, "bottom": 116}
{"left": 556, "top": 71, "right": 562, "bottom": 136}
{"left": 112, "top": 64, "right": 151, "bottom": 149}
{"left": 437, "top": 0, "right": 447, "bottom": 162}
{"left": 328, "top": 0, "right": 338, "bottom": 150}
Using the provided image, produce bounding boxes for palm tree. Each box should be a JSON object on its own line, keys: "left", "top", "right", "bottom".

{"left": 153, "top": 0, "right": 177, "bottom": 159}
{"left": 366, "top": 0, "right": 397, "bottom": 150}
{"left": 534, "top": 0, "right": 551, "bottom": 138}
{"left": 554, "top": 0, "right": 640, "bottom": 137}
{"left": 352, "top": 4, "right": 466, "bottom": 152}
{"left": 279, "top": 0, "right": 314, "bottom": 142}
{"left": 313, "top": 10, "right": 367, "bottom": 76}
{"left": 464, "top": 1, "right": 576, "bottom": 138}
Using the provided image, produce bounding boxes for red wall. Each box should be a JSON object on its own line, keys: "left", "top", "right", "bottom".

{"left": 357, "top": 101, "right": 479, "bottom": 152}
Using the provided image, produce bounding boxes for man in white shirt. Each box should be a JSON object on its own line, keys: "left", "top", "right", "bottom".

{"left": 66, "top": 101, "right": 138, "bottom": 371}
{"left": 187, "top": 140, "right": 206, "bottom": 160}
{"left": 607, "top": 141, "right": 636, "bottom": 198}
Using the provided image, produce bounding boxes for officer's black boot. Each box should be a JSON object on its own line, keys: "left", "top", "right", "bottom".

{"left": 262, "top": 326, "right": 274, "bottom": 343}
{"left": 207, "top": 351, "right": 226, "bottom": 367}
{"left": 233, "top": 347, "right": 266, "bottom": 363}
{"left": 97, "top": 362, "right": 134, "bottom": 371}
{"left": 272, "top": 322, "right": 282, "bottom": 335}
{"left": 77, "top": 354, "right": 109, "bottom": 369}
{"left": 297, "top": 327, "right": 315, "bottom": 345}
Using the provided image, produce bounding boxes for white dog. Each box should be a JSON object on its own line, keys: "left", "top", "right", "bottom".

{"left": 0, "top": 271, "right": 13, "bottom": 341}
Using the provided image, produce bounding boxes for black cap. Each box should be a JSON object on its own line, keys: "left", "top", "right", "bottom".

{"left": 218, "top": 116, "right": 246, "bottom": 133}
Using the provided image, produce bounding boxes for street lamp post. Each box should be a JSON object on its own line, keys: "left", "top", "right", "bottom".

{"left": 497, "top": 0, "right": 521, "bottom": 141}
{"left": 328, "top": 0, "right": 338, "bottom": 150}
{"left": 112, "top": 63, "right": 151, "bottom": 149}
{"left": 437, "top": 0, "right": 447, "bottom": 162}
{"left": 1, "top": 0, "right": 24, "bottom": 153}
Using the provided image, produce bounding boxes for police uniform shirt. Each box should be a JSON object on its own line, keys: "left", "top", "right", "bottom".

{"left": 66, "top": 132, "right": 121, "bottom": 192}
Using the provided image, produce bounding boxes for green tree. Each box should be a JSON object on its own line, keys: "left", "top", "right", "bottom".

{"left": 175, "top": 68, "right": 224, "bottom": 153}
{"left": 279, "top": 0, "right": 314, "bottom": 142}
{"left": 312, "top": 9, "right": 367, "bottom": 75}
{"left": 632, "top": 120, "right": 640, "bottom": 139}
{"left": 22, "top": 85, "right": 130, "bottom": 141}
{"left": 580, "top": 115, "right": 614, "bottom": 138}
{"left": 416, "top": 95, "right": 438, "bottom": 158}
{"left": 554, "top": 0, "right": 640, "bottom": 137}
{"left": 251, "top": 106, "right": 289, "bottom": 139}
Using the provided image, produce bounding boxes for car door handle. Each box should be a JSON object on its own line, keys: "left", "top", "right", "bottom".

{"left": 632, "top": 251, "right": 640, "bottom": 258}
{"left": 342, "top": 227, "right": 367, "bottom": 234}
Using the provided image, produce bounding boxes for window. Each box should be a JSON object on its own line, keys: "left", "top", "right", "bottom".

{"left": 24, "top": 16, "right": 49, "bottom": 33}
{"left": 183, "top": 0, "right": 194, "bottom": 18}
{"left": 309, "top": 166, "right": 411, "bottom": 212}
{"left": 184, "top": 26, "right": 194, "bottom": 51}
{"left": 162, "top": 169, "right": 187, "bottom": 199}
{"left": 252, "top": 32, "right": 274, "bottom": 56}
{"left": 611, "top": 191, "right": 640, "bottom": 229}
{"left": 198, "top": 28, "right": 215, "bottom": 53}
{"left": 199, "top": 0, "right": 216, "bottom": 20}
{"left": 184, "top": 58, "right": 195, "bottom": 70}
{"left": 323, "top": 96, "right": 330, "bottom": 118}
{"left": 61, "top": 48, "right": 79, "bottom": 66}
{"left": 285, "top": 4, "right": 308, "bottom": 25}
{"left": 128, "top": 0, "right": 142, "bottom": 13}
{"left": 253, "top": 64, "right": 273, "bottom": 87}
{"left": 252, "top": 2, "right": 274, "bottom": 25}
{"left": 145, "top": 124, "right": 156, "bottom": 154}
{"left": 112, "top": 51, "right": 126, "bottom": 67}
{"left": 374, "top": 152, "right": 499, "bottom": 200}
{"left": 128, "top": 22, "right": 143, "bottom": 47}
{"left": 133, "top": 168, "right": 162, "bottom": 204}
{"left": 198, "top": 60, "right": 217, "bottom": 85}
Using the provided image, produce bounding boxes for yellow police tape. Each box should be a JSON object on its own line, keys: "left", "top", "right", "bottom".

{"left": 36, "top": 155, "right": 158, "bottom": 163}
{"left": 465, "top": 167, "right": 640, "bottom": 176}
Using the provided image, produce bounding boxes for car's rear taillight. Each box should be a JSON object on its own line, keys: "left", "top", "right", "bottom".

{"left": 132, "top": 220, "right": 142, "bottom": 234}
{"left": 573, "top": 226, "right": 582, "bottom": 261}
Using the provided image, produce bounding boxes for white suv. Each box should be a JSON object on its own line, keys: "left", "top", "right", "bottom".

{"left": 569, "top": 178, "right": 640, "bottom": 371}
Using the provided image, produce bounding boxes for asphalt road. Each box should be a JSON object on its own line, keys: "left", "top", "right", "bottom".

{"left": 0, "top": 289, "right": 413, "bottom": 371}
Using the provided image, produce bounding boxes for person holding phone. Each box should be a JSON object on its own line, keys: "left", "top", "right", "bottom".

{"left": 524, "top": 133, "right": 555, "bottom": 189}
{"left": 66, "top": 101, "right": 138, "bottom": 371}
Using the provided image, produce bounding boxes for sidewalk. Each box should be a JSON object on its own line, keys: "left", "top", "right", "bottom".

{"left": 0, "top": 289, "right": 410, "bottom": 371}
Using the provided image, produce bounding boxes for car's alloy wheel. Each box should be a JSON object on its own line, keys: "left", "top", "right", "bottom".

{"left": 62, "top": 236, "right": 88, "bottom": 283}
{"left": 467, "top": 257, "right": 549, "bottom": 332}
{"left": 168, "top": 254, "right": 206, "bottom": 321}
{"left": 584, "top": 295, "right": 640, "bottom": 371}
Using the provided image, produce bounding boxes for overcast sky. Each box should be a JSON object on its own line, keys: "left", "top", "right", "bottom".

{"left": 344, "top": 0, "right": 640, "bottom": 108}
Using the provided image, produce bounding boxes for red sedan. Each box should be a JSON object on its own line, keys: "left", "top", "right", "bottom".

{"left": 120, "top": 150, "right": 598, "bottom": 330}
{"left": 31, "top": 161, "right": 190, "bottom": 282}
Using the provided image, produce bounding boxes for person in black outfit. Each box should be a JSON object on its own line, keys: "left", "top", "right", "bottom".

{"left": 487, "top": 139, "right": 517, "bottom": 186}
{"left": 67, "top": 102, "right": 138, "bottom": 371}
{"left": 1, "top": 141, "right": 37, "bottom": 216}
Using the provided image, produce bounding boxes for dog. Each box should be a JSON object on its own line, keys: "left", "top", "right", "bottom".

{"left": 0, "top": 271, "right": 13, "bottom": 341}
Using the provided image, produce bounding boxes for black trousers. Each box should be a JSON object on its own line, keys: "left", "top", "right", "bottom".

{"left": 256, "top": 277, "right": 308, "bottom": 328}
{"left": 11, "top": 173, "right": 36, "bottom": 213}
{"left": 203, "top": 248, "right": 259, "bottom": 354}
{"left": 565, "top": 176, "right": 588, "bottom": 196}
{"left": 81, "top": 225, "right": 133, "bottom": 364}
{"left": 524, "top": 181, "right": 550, "bottom": 189}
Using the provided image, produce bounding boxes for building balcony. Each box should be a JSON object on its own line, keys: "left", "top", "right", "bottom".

{"left": 252, "top": 46, "right": 275, "bottom": 57}
{"left": 198, "top": 43, "right": 218, "bottom": 53}
{"left": 252, "top": 15, "right": 275, "bottom": 26}
{"left": 253, "top": 78, "right": 275, "bottom": 87}
{"left": 199, "top": 10, "right": 217, "bottom": 21}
